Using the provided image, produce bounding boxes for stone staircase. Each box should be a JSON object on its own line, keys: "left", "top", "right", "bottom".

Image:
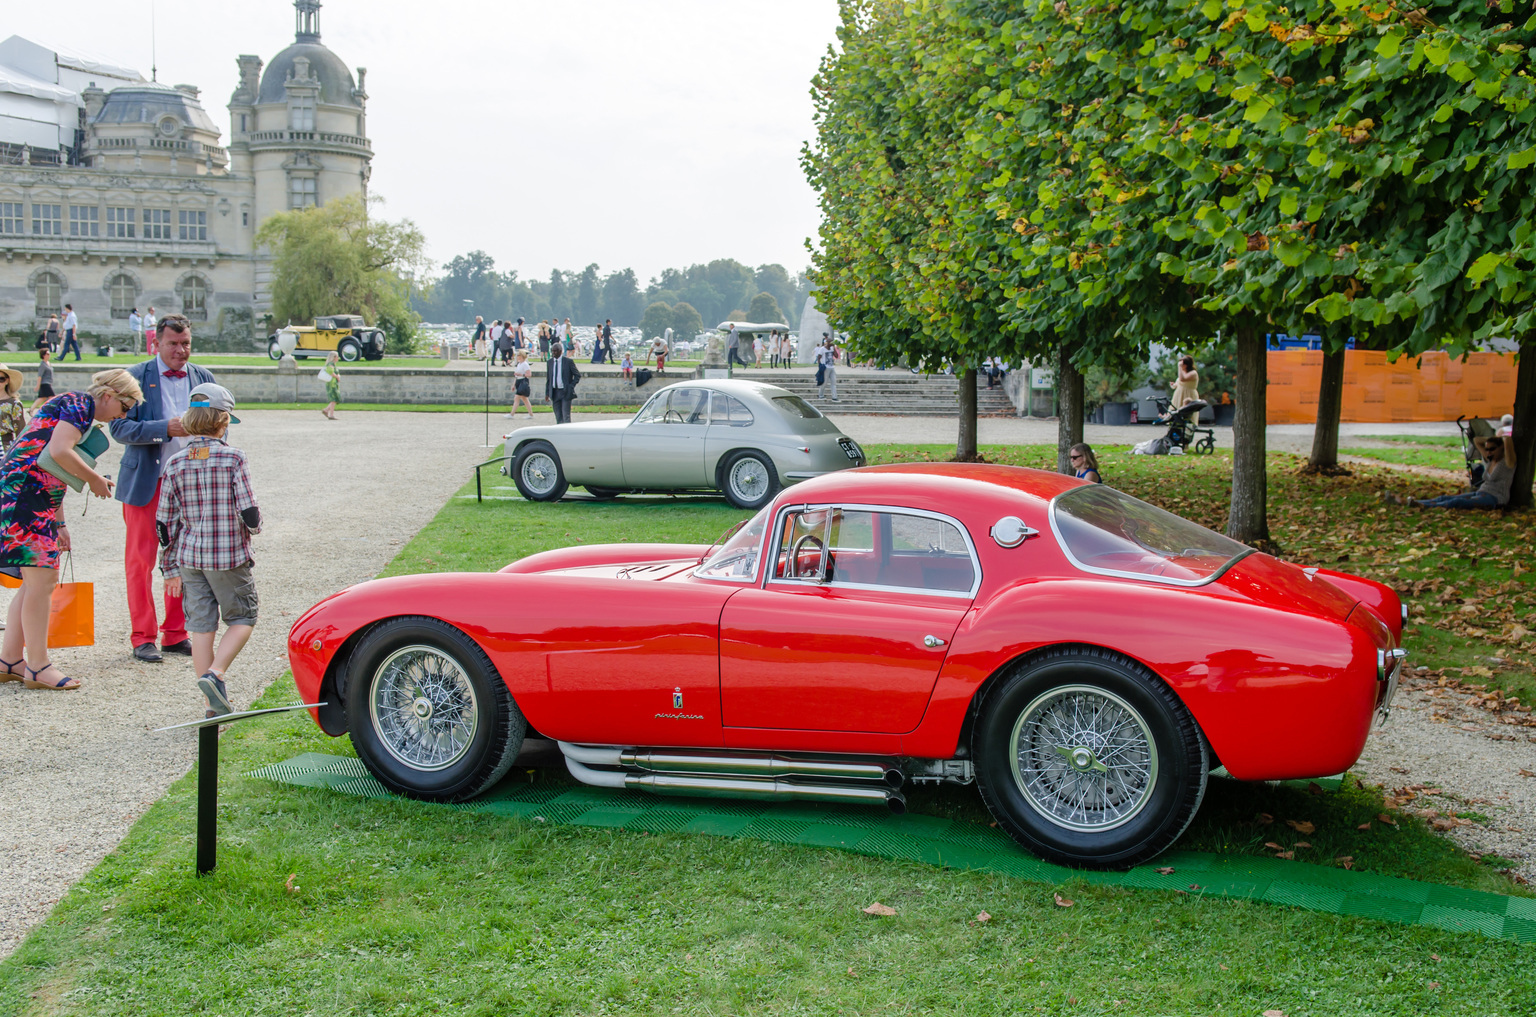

{"left": 737, "top": 368, "right": 1019, "bottom": 416}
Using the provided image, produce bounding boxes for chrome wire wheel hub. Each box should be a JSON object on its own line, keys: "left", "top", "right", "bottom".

{"left": 1010, "top": 684, "right": 1157, "bottom": 832}
{"left": 369, "top": 645, "right": 479, "bottom": 771}
{"left": 521, "top": 453, "right": 559, "bottom": 495}
{"left": 730, "top": 458, "right": 768, "bottom": 501}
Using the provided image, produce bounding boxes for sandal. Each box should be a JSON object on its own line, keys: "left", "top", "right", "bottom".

{"left": 23, "top": 662, "right": 80, "bottom": 691}
{"left": 0, "top": 656, "right": 22, "bottom": 683}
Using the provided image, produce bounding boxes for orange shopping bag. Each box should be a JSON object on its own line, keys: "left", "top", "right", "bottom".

{"left": 48, "top": 554, "right": 94, "bottom": 648}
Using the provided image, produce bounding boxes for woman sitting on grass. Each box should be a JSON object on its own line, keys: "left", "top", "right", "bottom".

{"left": 1069, "top": 442, "right": 1102, "bottom": 484}
{"left": 1384, "top": 435, "right": 1515, "bottom": 510}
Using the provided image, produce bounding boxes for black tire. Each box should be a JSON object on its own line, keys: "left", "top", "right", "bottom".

{"left": 973, "top": 645, "right": 1208, "bottom": 869}
{"left": 512, "top": 441, "right": 568, "bottom": 502}
{"left": 585, "top": 486, "right": 621, "bottom": 499}
{"left": 338, "top": 338, "right": 363, "bottom": 362}
{"left": 345, "top": 617, "right": 525, "bottom": 801}
{"left": 1194, "top": 436, "right": 1215, "bottom": 455}
{"left": 267, "top": 339, "right": 283, "bottom": 361}
{"left": 719, "top": 449, "right": 780, "bottom": 510}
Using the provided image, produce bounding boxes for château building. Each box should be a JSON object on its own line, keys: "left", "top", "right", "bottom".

{"left": 0, "top": 0, "right": 371, "bottom": 344}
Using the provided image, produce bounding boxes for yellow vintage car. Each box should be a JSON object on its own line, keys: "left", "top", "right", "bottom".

{"left": 268, "top": 315, "right": 387, "bottom": 362}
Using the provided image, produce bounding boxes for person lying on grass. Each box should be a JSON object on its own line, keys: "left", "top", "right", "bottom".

{"left": 155, "top": 383, "right": 262, "bottom": 717}
{"left": 1382, "top": 434, "right": 1516, "bottom": 510}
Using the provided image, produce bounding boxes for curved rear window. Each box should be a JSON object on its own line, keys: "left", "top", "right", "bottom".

{"left": 772, "top": 395, "right": 823, "bottom": 419}
{"left": 1049, "top": 485, "right": 1251, "bottom": 586}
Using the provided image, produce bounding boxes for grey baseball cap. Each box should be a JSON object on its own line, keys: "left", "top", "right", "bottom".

{"left": 188, "top": 382, "right": 240, "bottom": 423}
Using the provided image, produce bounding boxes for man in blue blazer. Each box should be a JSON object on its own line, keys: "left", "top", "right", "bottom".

{"left": 109, "top": 314, "right": 216, "bottom": 662}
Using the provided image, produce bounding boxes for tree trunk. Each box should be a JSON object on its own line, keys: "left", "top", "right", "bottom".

{"left": 1056, "top": 345, "right": 1084, "bottom": 474}
{"left": 955, "top": 367, "right": 979, "bottom": 461}
{"left": 1227, "top": 325, "right": 1274, "bottom": 550}
{"left": 1306, "top": 346, "right": 1347, "bottom": 473}
{"left": 1510, "top": 335, "right": 1536, "bottom": 510}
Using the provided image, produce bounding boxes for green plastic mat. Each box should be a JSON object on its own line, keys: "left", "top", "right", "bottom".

{"left": 251, "top": 752, "right": 1535, "bottom": 944}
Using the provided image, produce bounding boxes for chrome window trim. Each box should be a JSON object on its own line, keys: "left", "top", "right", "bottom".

{"left": 762, "top": 502, "right": 983, "bottom": 599}
{"left": 1046, "top": 490, "right": 1254, "bottom": 589}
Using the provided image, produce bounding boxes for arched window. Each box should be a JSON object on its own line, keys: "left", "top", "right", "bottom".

{"left": 34, "top": 271, "right": 63, "bottom": 316}
{"left": 109, "top": 273, "right": 138, "bottom": 319}
{"left": 182, "top": 275, "right": 208, "bottom": 321}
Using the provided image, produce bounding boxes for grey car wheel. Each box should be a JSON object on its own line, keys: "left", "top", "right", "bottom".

{"left": 721, "top": 450, "right": 779, "bottom": 510}
{"left": 338, "top": 338, "right": 362, "bottom": 362}
{"left": 267, "top": 339, "right": 283, "bottom": 360}
{"left": 512, "top": 441, "right": 569, "bottom": 502}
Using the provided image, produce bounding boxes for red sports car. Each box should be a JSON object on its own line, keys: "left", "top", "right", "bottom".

{"left": 289, "top": 464, "right": 1406, "bottom": 868}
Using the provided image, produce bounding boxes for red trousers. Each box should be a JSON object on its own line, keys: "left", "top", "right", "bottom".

{"left": 124, "top": 481, "right": 186, "bottom": 646}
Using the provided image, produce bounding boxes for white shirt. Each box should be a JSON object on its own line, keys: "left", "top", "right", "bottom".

{"left": 145, "top": 312, "right": 157, "bottom": 330}
{"left": 816, "top": 346, "right": 837, "bottom": 367}
{"left": 551, "top": 356, "right": 565, "bottom": 390}
{"left": 156, "top": 355, "right": 193, "bottom": 459}
{"left": 128, "top": 312, "right": 142, "bottom": 332}
{"left": 62, "top": 310, "right": 77, "bottom": 332}
{"left": 513, "top": 360, "right": 532, "bottom": 379}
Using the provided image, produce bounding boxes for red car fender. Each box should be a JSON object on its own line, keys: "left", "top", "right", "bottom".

{"left": 904, "top": 577, "right": 1383, "bottom": 781}
{"left": 1316, "top": 569, "right": 1404, "bottom": 642}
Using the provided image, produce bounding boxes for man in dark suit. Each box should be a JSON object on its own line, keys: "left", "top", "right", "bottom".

{"left": 545, "top": 343, "right": 580, "bottom": 424}
{"left": 109, "top": 314, "right": 216, "bottom": 662}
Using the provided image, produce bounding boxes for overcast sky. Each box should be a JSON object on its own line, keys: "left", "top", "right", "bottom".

{"left": 13, "top": 0, "right": 842, "bottom": 285}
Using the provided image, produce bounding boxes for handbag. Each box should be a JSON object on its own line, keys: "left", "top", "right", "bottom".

{"left": 32, "top": 424, "right": 110, "bottom": 493}
{"left": 316, "top": 367, "right": 331, "bottom": 382}
{"left": 49, "top": 553, "right": 94, "bottom": 647}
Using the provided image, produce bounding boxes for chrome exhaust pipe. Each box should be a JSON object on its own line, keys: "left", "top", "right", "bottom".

{"left": 558, "top": 742, "right": 903, "bottom": 788}
{"left": 626, "top": 773, "right": 907, "bottom": 813}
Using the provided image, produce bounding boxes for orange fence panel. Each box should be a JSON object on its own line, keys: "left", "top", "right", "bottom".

{"left": 1266, "top": 350, "right": 1518, "bottom": 424}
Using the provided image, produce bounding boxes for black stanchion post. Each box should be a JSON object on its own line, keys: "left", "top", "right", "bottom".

{"left": 196, "top": 724, "right": 218, "bottom": 875}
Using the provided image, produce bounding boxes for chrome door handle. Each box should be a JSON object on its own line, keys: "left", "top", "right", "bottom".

{"left": 923, "top": 635, "right": 946, "bottom": 648}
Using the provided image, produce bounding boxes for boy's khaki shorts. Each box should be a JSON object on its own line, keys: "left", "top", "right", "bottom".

{"left": 180, "top": 564, "right": 258, "bottom": 632}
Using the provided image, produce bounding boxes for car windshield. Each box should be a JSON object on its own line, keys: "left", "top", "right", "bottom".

{"left": 1050, "top": 485, "right": 1251, "bottom": 585}
{"left": 695, "top": 505, "right": 772, "bottom": 581}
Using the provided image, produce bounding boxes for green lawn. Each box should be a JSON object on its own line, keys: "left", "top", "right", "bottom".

{"left": 2, "top": 444, "right": 1533, "bottom": 1016}
{"left": 1369, "top": 435, "right": 1468, "bottom": 448}
{"left": 1342, "top": 445, "right": 1469, "bottom": 471}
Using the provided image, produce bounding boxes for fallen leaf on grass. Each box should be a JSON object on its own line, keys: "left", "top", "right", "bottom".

{"left": 1053, "top": 893, "right": 1074, "bottom": 908}
{"left": 1428, "top": 981, "right": 1442, "bottom": 990}
{"left": 1378, "top": 813, "right": 1399, "bottom": 826}
{"left": 1155, "top": 866, "right": 1176, "bottom": 875}
{"left": 1285, "top": 819, "right": 1316, "bottom": 835}
{"left": 1335, "top": 856, "right": 1355, "bottom": 870}
{"left": 975, "top": 911, "right": 991, "bottom": 923}
{"left": 1357, "top": 821, "right": 1372, "bottom": 830}
{"left": 1275, "top": 850, "right": 1296, "bottom": 860}
{"left": 1189, "top": 883, "right": 1203, "bottom": 891}
{"left": 284, "top": 873, "right": 299, "bottom": 894}
{"left": 1308, "top": 782, "right": 1325, "bottom": 796}
{"left": 862, "top": 902, "right": 896, "bottom": 917}
{"left": 1431, "top": 953, "right": 1440, "bottom": 962}
{"left": 1264, "top": 841, "right": 1285, "bottom": 851}
{"left": 1293, "top": 841, "right": 1312, "bottom": 849}
{"left": 1264, "top": 1010, "right": 1287, "bottom": 1017}
{"left": 1256, "top": 812, "right": 1274, "bottom": 825}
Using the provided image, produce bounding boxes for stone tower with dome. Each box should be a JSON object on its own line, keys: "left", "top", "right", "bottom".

{"left": 0, "top": 0, "right": 374, "bottom": 342}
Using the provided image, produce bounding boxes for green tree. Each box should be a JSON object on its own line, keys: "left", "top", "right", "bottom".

{"left": 256, "top": 194, "right": 425, "bottom": 339}
{"left": 573, "top": 264, "right": 601, "bottom": 324}
{"left": 639, "top": 301, "right": 673, "bottom": 341}
{"left": 600, "top": 268, "right": 641, "bottom": 325}
{"left": 671, "top": 302, "right": 704, "bottom": 343}
{"left": 747, "top": 291, "right": 786, "bottom": 324}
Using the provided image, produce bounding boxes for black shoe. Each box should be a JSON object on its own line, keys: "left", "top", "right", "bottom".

{"left": 133, "top": 642, "right": 163, "bottom": 663}
{"left": 197, "top": 672, "right": 231, "bottom": 717}
{"left": 161, "top": 639, "right": 193, "bottom": 656}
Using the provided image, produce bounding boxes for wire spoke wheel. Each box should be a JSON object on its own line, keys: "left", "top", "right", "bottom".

{"left": 520, "top": 452, "right": 561, "bottom": 496}
{"left": 369, "top": 644, "right": 479, "bottom": 771}
{"left": 729, "top": 456, "right": 769, "bottom": 502}
{"left": 1010, "top": 684, "right": 1158, "bottom": 832}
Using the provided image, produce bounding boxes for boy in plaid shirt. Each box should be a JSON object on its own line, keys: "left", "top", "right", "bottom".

{"left": 156, "top": 383, "right": 261, "bottom": 716}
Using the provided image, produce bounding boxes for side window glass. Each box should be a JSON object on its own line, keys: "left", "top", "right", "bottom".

{"left": 825, "top": 510, "right": 876, "bottom": 585}
{"left": 665, "top": 388, "right": 710, "bottom": 425}
{"left": 773, "top": 509, "right": 830, "bottom": 581}
{"left": 709, "top": 393, "right": 755, "bottom": 427}
{"left": 884, "top": 513, "right": 976, "bottom": 592}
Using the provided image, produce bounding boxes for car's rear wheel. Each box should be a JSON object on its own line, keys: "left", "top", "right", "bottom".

{"left": 973, "top": 646, "right": 1207, "bottom": 869}
{"left": 720, "top": 450, "right": 779, "bottom": 510}
{"left": 338, "top": 338, "right": 362, "bottom": 362}
{"left": 267, "top": 339, "right": 283, "bottom": 361}
{"left": 512, "top": 441, "right": 568, "bottom": 502}
{"left": 345, "top": 617, "right": 525, "bottom": 801}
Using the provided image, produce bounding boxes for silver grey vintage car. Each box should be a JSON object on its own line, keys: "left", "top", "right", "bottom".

{"left": 505, "top": 380, "right": 866, "bottom": 508}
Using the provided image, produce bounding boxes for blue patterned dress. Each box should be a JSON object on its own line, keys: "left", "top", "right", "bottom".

{"left": 0, "top": 391, "right": 93, "bottom": 569}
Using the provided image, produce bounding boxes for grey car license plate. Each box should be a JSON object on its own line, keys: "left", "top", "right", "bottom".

{"left": 839, "top": 438, "right": 861, "bottom": 461}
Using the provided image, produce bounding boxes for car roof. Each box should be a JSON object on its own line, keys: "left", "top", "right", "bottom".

{"left": 652, "top": 378, "right": 802, "bottom": 406}
{"left": 779, "top": 463, "right": 1085, "bottom": 518}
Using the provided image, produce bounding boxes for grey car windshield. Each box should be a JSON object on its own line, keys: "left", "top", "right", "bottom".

{"left": 1051, "top": 485, "right": 1251, "bottom": 584}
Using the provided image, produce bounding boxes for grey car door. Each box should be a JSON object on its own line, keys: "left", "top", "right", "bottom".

{"left": 622, "top": 387, "right": 711, "bottom": 488}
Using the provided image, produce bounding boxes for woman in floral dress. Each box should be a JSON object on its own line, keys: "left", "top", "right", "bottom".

{"left": 0, "top": 370, "right": 142, "bottom": 690}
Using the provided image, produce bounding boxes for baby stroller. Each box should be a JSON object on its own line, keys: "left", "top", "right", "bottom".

{"left": 1153, "top": 397, "right": 1216, "bottom": 454}
{"left": 1456, "top": 415, "right": 1495, "bottom": 486}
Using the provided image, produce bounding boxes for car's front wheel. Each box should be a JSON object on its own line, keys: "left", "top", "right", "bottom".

{"left": 345, "top": 617, "right": 525, "bottom": 801}
{"left": 338, "top": 338, "right": 363, "bottom": 362}
{"left": 973, "top": 646, "right": 1208, "bottom": 869}
{"left": 720, "top": 450, "right": 780, "bottom": 510}
{"left": 512, "top": 441, "right": 568, "bottom": 502}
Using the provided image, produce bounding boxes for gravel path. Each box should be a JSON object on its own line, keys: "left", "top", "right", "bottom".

{"left": 0, "top": 410, "right": 493, "bottom": 957}
{"left": 1, "top": 410, "right": 1526, "bottom": 958}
